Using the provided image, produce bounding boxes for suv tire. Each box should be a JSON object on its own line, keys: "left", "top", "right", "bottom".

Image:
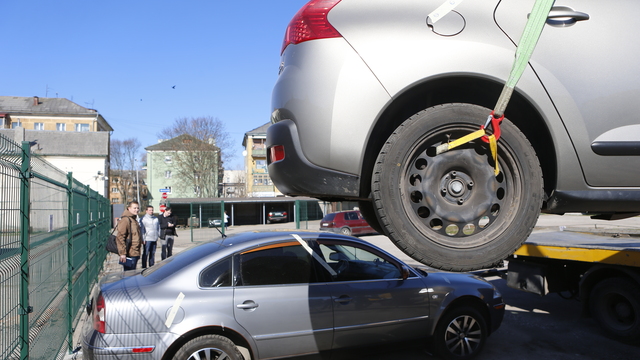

{"left": 372, "top": 103, "right": 543, "bottom": 271}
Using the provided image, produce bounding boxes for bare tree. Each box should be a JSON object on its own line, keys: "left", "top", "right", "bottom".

{"left": 157, "top": 116, "right": 232, "bottom": 167}
{"left": 110, "top": 138, "right": 142, "bottom": 204}
{"left": 161, "top": 134, "right": 220, "bottom": 198}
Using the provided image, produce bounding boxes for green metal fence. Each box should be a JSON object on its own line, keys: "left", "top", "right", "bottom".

{"left": 0, "top": 135, "right": 110, "bottom": 360}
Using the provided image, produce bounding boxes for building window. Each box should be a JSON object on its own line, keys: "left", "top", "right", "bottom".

{"left": 56, "top": 123, "right": 66, "bottom": 131}
{"left": 75, "top": 123, "right": 90, "bottom": 132}
{"left": 34, "top": 122, "right": 44, "bottom": 130}
{"left": 11, "top": 120, "right": 22, "bottom": 129}
{"left": 253, "top": 174, "right": 273, "bottom": 186}
{"left": 256, "top": 160, "right": 267, "bottom": 171}
{"left": 111, "top": 198, "right": 119, "bottom": 204}
{"left": 111, "top": 187, "right": 119, "bottom": 193}
{"left": 164, "top": 156, "right": 172, "bottom": 163}
{"left": 165, "top": 171, "right": 172, "bottom": 178}
{"left": 252, "top": 138, "right": 266, "bottom": 150}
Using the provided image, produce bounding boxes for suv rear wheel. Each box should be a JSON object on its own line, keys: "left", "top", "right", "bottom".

{"left": 372, "top": 103, "right": 543, "bottom": 271}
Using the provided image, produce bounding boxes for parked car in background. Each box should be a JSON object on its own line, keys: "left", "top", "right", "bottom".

{"left": 208, "top": 218, "right": 222, "bottom": 227}
{"left": 82, "top": 231, "right": 504, "bottom": 360}
{"left": 266, "top": 0, "right": 640, "bottom": 271}
{"left": 267, "top": 209, "right": 287, "bottom": 223}
{"left": 320, "top": 210, "right": 377, "bottom": 236}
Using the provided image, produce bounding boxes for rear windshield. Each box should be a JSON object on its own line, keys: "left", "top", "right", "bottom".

{"left": 142, "top": 241, "right": 223, "bottom": 280}
{"left": 321, "top": 213, "right": 336, "bottom": 222}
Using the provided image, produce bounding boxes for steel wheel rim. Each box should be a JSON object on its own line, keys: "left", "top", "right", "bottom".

{"left": 400, "top": 124, "right": 521, "bottom": 249}
{"left": 187, "top": 347, "right": 231, "bottom": 360}
{"left": 444, "top": 315, "right": 483, "bottom": 356}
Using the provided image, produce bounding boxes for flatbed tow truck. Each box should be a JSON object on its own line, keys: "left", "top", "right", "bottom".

{"left": 501, "top": 227, "right": 640, "bottom": 342}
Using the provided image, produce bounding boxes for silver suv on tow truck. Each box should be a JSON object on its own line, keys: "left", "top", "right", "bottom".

{"left": 267, "top": 0, "right": 640, "bottom": 271}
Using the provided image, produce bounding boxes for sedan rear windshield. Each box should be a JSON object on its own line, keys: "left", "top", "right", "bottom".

{"left": 142, "top": 241, "right": 224, "bottom": 280}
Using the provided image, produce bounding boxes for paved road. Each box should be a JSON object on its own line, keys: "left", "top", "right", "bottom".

{"left": 68, "top": 214, "right": 640, "bottom": 359}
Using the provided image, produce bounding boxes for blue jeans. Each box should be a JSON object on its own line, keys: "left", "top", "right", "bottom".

{"left": 141, "top": 241, "right": 157, "bottom": 268}
{"left": 121, "top": 256, "right": 139, "bottom": 271}
{"left": 162, "top": 235, "right": 174, "bottom": 260}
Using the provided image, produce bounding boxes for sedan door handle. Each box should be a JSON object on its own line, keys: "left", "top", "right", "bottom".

{"left": 236, "top": 301, "right": 259, "bottom": 310}
{"left": 334, "top": 296, "right": 353, "bottom": 303}
{"left": 544, "top": 6, "right": 589, "bottom": 26}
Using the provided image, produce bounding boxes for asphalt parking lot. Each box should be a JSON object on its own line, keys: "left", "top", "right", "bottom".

{"left": 68, "top": 214, "right": 640, "bottom": 359}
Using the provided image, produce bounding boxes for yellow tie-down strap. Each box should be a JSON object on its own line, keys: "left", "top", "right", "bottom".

{"left": 513, "top": 244, "right": 640, "bottom": 267}
{"left": 435, "top": 129, "right": 500, "bottom": 175}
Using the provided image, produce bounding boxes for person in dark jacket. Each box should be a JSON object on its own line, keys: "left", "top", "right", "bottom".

{"left": 116, "top": 201, "right": 142, "bottom": 270}
{"left": 158, "top": 207, "right": 177, "bottom": 260}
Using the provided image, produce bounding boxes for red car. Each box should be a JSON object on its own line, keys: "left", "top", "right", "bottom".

{"left": 320, "top": 210, "right": 377, "bottom": 236}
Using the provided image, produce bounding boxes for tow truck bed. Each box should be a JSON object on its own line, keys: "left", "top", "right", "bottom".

{"left": 513, "top": 230, "right": 640, "bottom": 267}
{"left": 505, "top": 229, "right": 640, "bottom": 341}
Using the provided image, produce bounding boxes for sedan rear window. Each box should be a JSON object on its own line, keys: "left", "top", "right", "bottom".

{"left": 239, "top": 244, "right": 317, "bottom": 286}
{"left": 321, "top": 213, "right": 336, "bottom": 222}
{"left": 200, "top": 257, "right": 232, "bottom": 287}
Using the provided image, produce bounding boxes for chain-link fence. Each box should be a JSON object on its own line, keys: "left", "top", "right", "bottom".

{"left": 0, "top": 134, "right": 110, "bottom": 360}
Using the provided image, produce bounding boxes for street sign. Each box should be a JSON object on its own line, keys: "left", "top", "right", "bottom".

{"left": 159, "top": 204, "right": 166, "bottom": 212}
{"left": 162, "top": 192, "right": 168, "bottom": 200}
{"left": 159, "top": 188, "right": 171, "bottom": 193}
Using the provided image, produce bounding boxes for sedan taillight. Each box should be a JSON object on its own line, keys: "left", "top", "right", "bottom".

{"left": 281, "top": 0, "right": 342, "bottom": 54}
{"left": 93, "top": 294, "right": 106, "bottom": 333}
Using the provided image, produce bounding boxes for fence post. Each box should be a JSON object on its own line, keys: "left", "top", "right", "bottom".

{"left": 67, "top": 172, "right": 74, "bottom": 352}
{"left": 295, "top": 200, "right": 300, "bottom": 229}
{"left": 220, "top": 201, "right": 225, "bottom": 235}
{"left": 86, "top": 185, "right": 92, "bottom": 300}
{"left": 19, "top": 141, "right": 32, "bottom": 360}
{"left": 190, "top": 202, "right": 194, "bottom": 242}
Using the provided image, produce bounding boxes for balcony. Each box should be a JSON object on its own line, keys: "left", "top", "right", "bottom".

{"left": 251, "top": 148, "right": 267, "bottom": 158}
{"left": 250, "top": 185, "right": 276, "bottom": 192}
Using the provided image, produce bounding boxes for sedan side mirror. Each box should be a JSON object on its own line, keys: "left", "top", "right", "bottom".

{"left": 401, "top": 265, "right": 411, "bottom": 280}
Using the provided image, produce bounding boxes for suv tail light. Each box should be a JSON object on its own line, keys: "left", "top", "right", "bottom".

{"left": 282, "top": 212, "right": 287, "bottom": 217}
{"left": 281, "top": 0, "right": 342, "bottom": 54}
{"left": 93, "top": 293, "right": 106, "bottom": 333}
{"left": 269, "top": 145, "right": 285, "bottom": 163}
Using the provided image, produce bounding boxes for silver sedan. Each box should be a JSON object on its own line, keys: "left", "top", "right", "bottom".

{"left": 82, "top": 231, "right": 504, "bottom": 360}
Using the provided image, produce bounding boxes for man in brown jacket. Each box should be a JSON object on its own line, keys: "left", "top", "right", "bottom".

{"left": 116, "top": 201, "right": 142, "bottom": 270}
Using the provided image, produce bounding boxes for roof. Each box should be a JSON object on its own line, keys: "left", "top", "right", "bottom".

{"left": 242, "top": 122, "right": 271, "bottom": 147}
{"left": 0, "top": 96, "right": 113, "bottom": 131}
{"left": 145, "top": 134, "right": 219, "bottom": 151}
{"left": 164, "top": 196, "right": 318, "bottom": 205}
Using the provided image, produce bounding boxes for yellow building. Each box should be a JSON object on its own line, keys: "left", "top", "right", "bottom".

{"left": 242, "top": 123, "right": 282, "bottom": 197}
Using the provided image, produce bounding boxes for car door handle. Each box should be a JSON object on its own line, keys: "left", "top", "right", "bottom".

{"left": 334, "top": 296, "right": 353, "bottom": 303}
{"left": 544, "top": 6, "right": 589, "bottom": 26}
{"left": 236, "top": 301, "right": 259, "bottom": 310}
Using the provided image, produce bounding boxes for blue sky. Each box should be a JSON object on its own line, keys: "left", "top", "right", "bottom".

{"left": 1, "top": 0, "right": 307, "bottom": 170}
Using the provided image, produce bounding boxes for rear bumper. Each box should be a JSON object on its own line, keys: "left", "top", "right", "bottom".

{"left": 266, "top": 120, "right": 361, "bottom": 200}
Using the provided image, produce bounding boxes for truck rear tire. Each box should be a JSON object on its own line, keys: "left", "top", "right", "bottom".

{"left": 590, "top": 277, "right": 640, "bottom": 342}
